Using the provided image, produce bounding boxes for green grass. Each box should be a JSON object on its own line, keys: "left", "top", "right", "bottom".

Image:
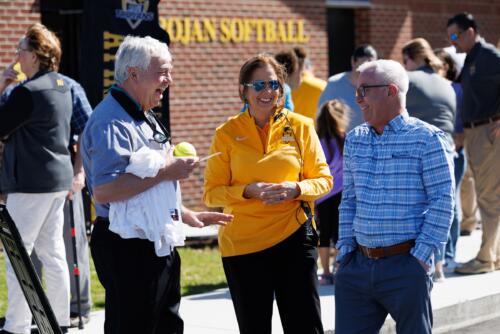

{"left": 179, "top": 245, "right": 228, "bottom": 295}
{"left": 0, "top": 245, "right": 227, "bottom": 316}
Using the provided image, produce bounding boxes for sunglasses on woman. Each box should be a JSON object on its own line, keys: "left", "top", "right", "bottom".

{"left": 449, "top": 31, "right": 462, "bottom": 42}
{"left": 243, "top": 80, "right": 280, "bottom": 92}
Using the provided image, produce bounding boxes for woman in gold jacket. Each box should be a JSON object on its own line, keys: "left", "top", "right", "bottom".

{"left": 204, "top": 54, "right": 332, "bottom": 334}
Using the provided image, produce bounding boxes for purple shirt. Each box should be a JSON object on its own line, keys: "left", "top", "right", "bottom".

{"left": 316, "top": 137, "right": 343, "bottom": 204}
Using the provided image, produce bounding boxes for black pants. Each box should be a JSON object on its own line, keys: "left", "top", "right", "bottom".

{"left": 222, "top": 224, "right": 324, "bottom": 334}
{"left": 90, "top": 218, "right": 183, "bottom": 334}
{"left": 317, "top": 192, "right": 342, "bottom": 246}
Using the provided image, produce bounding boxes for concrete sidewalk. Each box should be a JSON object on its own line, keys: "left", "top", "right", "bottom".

{"left": 70, "top": 230, "right": 500, "bottom": 333}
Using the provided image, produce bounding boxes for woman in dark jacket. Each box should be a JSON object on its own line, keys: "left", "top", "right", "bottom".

{"left": 0, "top": 23, "right": 72, "bottom": 334}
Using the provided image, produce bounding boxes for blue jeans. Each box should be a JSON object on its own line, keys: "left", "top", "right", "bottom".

{"left": 436, "top": 148, "right": 466, "bottom": 262}
{"left": 335, "top": 251, "right": 433, "bottom": 334}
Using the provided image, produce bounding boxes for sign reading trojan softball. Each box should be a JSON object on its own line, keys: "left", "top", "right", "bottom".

{"left": 80, "top": 0, "right": 171, "bottom": 129}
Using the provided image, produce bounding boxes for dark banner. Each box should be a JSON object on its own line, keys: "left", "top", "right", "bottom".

{"left": 80, "top": 0, "right": 170, "bottom": 130}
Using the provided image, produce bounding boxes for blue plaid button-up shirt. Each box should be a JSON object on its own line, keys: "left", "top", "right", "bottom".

{"left": 63, "top": 75, "right": 93, "bottom": 143}
{"left": 337, "top": 112, "right": 454, "bottom": 265}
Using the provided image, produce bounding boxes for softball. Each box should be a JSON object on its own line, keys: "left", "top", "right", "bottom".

{"left": 173, "top": 142, "right": 197, "bottom": 157}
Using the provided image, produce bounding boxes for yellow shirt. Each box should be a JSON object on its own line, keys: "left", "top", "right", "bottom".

{"left": 291, "top": 71, "right": 327, "bottom": 123}
{"left": 203, "top": 108, "right": 333, "bottom": 257}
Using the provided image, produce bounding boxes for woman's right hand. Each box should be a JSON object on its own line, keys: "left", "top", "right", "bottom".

{"left": 243, "top": 182, "right": 299, "bottom": 204}
{"left": 243, "top": 182, "right": 273, "bottom": 199}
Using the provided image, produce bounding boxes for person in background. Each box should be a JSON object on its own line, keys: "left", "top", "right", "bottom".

{"left": 318, "top": 44, "right": 378, "bottom": 132}
{"left": 55, "top": 74, "right": 93, "bottom": 327}
{"left": 434, "top": 47, "right": 467, "bottom": 272}
{"left": 460, "top": 166, "right": 480, "bottom": 235}
{"left": 440, "top": 46, "right": 480, "bottom": 238}
{"left": 402, "top": 38, "right": 457, "bottom": 282}
{"left": 402, "top": 38, "right": 456, "bottom": 145}
{"left": 81, "top": 35, "right": 232, "bottom": 334}
{"left": 291, "top": 46, "right": 327, "bottom": 122}
{"left": 446, "top": 12, "right": 500, "bottom": 274}
{"left": 0, "top": 23, "right": 72, "bottom": 334}
{"left": 315, "top": 99, "right": 350, "bottom": 285}
{"left": 204, "top": 54, "right": 332, "bottom": 334}
{"left": 335, "top": 59, "right": 454, "bottom": 334}
{"left": 1, "top": 69, "right": 94, "bottom": 327}
{"left": 275, "top": 49, "right": 301, "bottom": 111}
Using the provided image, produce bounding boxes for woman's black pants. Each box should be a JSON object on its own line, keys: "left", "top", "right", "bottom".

{"left": 222, "top": 224, "right": 324, "bottom": 334}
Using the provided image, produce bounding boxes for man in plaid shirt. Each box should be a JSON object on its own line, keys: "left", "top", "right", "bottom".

{"left": 335, "top": 59, "right": 454, "bottom": 334}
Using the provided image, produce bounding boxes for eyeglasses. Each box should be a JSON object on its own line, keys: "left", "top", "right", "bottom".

{"left": 449, "top": 31, "right": 462, "bottom": 42}
{"left": 145, "top": 111, "right": 170, "bottom": 144}
{"left": 243, "top": 80, "right": 280, "bottom": 92}
{"left": 356, "top": 84, "right": 390, "bottom": 98}
{"left": 15, "top": 46, "right": 30, "bottom": 54}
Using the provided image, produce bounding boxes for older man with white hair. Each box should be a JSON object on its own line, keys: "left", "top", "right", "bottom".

{"left": 80, "top": 35, "right": 232, "bottom": 334}
{"left": 334, "top": 60, "right": 454, "bottom": 333}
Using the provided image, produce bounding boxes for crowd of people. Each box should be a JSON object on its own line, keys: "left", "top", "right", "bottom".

{"left": 0, "top": 10, "right": 498, "bottom": 334}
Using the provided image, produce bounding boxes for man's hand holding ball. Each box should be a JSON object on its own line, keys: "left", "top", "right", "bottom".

{"left": 162, "top": 142, "right": 198, "bottom": 180}
{"left": 173, "top": 141, "right": 197, "bottom": 157}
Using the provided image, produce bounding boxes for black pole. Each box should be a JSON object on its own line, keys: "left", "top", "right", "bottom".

{"left": 68, "top": 198, "right": 84, "bottom": 329}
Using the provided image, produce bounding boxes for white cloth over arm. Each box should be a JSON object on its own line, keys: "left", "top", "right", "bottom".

{"left": 109, "top": 146, "right": 185, "bottom": 256}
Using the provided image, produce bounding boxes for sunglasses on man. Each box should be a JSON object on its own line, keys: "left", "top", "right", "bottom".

{"left": 243, "top": 80, "right": 280, "bottom": 92}
{"left": 145, "top": 111, "right": 171, "bottom": 144}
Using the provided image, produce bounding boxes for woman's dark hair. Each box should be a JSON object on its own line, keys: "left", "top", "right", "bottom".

{"left": 293, "top": 46, "right": 307, "bottom": 69}
{"left": 24, "top": 23, "right": 61, "bottom": 72}
{"left": 434, "top": 48, "right": 458, "bottom": 81}
{"left": 402, "top": 38, "right": 442, "bottom": 73}
{"left": 352, "top": 44, "right": 378, "bottom": 62}
{"left": 447, "top": 12, "right": 478, "bottom": 32}
{"left": 274, "top": 49, "right": 298, "bottom": 76}
{"left": 316, "top": 99, "right": 350, "bottom": 159}
{"left": 238, "top": 54, "right": 286, "bottom": 110}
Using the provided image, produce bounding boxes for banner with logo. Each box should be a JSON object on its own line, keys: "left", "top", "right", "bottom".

{"left": 80, "top": 0, "right": 171, "bottom": 129}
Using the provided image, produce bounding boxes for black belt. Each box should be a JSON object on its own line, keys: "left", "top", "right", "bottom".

{"left": 463, "top": 114, "right": 500, "bottom": 129}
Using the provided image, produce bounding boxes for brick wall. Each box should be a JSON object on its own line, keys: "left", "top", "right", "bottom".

{"left": 0, "top": 0, "right": 40, "bottom": 181}
{"left": 356, "top": 0, "right": 500, "bottom": 61}
{"left": 0, "top": 0, "right": 40, "bottom": 70}
{"left": 158, "top": 0, "right": 329, "bottom": 209}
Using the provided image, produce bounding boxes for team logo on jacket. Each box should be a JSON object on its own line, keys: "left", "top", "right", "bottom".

{"left": 116, "top": 0, "right": 154, "bottom": 30}
{"left": 281, "top": 126, "right": 294, "bottom": 142}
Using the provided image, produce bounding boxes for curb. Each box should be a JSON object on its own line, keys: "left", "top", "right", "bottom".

{"left": 379, "top": 292, "right": 500, "bottom": 334}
